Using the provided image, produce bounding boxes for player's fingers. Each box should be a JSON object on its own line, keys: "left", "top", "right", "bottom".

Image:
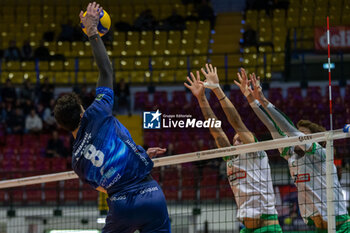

{"left": 184, "top": 82, "right": 191, "bottom": 89}
{"left": 234, "top": 80, "right": 241, "bottom": 88}
{"left": 190, "top": 72, "right": 196, "bottom": 82}
{"left": 201, "top": 68, "right": 207, "bottom": 77}
{"left": 248, "top": 88, "right": 254, "bottom": 96}
{"left": 205, "top": 63, "right": 210, "bottom": 73}
{"left": 237, "top": 73, "right": 242, "bottom": 82}
{"left": 157, "top": 148, "right": 167, "bottom": 154}
{"left": 96, "top": 3, "right": 100, "bottom": 11}
{"left": 187, "top": 76, "right": 193, "bottom": 84}
{"left": 196, "top": 71, "right": 201, "bottom": 81}
{"left": 98, "top": 7, "right": 103, "bottom": 14}
{"left": 79, "top": 11, "right": 84, "bottom": 19}
{"left": 214, "top": 67, "right": 217, "bottom": 74}
{"left": 87, "top": 3, "right": 92, "bottom": 12}
{"left": 209, "top": 64, "right": 214, "bottom": 73}
{"left": 241, "top": 68, "right": 247, "bottom": 80}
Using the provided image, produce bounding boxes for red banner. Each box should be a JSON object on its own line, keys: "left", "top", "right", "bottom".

{"left": 314, "top": 26, "right": 350, "bottom": 51}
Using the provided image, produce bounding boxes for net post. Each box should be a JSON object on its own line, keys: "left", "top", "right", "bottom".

{"left": 326, "top": 131, "right": 336, "bottom": 233}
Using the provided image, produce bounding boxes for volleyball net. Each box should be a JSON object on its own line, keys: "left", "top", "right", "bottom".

{"left": 0, "top": 129, "right": 349, "bottom": 233}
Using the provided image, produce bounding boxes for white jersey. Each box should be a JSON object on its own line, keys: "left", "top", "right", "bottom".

{"left": 286, "top": 142, "right": 347, "bottom": 223}
{"left": 227, "top": 150, "right": 277, "bottom": 221}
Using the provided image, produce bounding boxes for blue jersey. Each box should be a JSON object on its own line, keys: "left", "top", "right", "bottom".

{"left": 72, "top": 87, "right": 154, "bottom": 195}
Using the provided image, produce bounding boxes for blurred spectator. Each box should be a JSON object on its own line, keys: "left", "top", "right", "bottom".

{"left": 241, "top": 25, "right": 257, "bottom": 47}
{"left": 39, "top": 77, "right": 55, "bottom": 107}
{"left": 36, "top": 103, "right": 45, "bottom": 119}
{"left": 114, "top": 21, "right": 133, "bottom": 32}
{"left": 21, "top": 99, "right": 34, "bottom": 116}
{"left": 2, "top": 79, "right": 17, "bottom": 104}
{"left": 25, "top": 109, "right": 43, "bottom": 133}
{"left": 43, "top": 30, "right": 55, "bottom": 42}
{"left": 162, "top": 10, "right": 186, "bottom": 30}
{"left": 196, "top": 0, "right": 216, "bottom": 28}
{"left": 0, "top": 102, "right": 6, "bottom": 124}
{"left": 114, "top": 78, "right": 131, "bottom": 114}
{"left": 58, "top": 20, "right": 75, "bottom": 42}
{"left": 45, "top": 130, "right": 67, "bottom": 158}
{"left": 20, "top": 80, "right": 35, "bottom": 102}
{"left": 4, "top": 40, "right": 21, "bottom": 61}
{"left": 43, "top": 99, "right": 56, "bottom": 131}
{"left": 34, "top": 41, "right": 51, "bottom": 61}
{"left": 134, "top": 9, "right": 157, "bottom": 31}
{"left": 21, "top": 40, "right": 33, "bottom": 60}
{"left": 7, "top": 108, "right": 25, "bottom": 134}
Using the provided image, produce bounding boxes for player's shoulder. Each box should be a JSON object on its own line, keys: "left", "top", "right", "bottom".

{"left": 96, "top": 86, "right": 114, "bottom": 99}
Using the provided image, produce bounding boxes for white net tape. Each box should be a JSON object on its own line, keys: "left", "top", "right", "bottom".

{"left": 0, "top": 129, "right": 348, "bottom": 189}
{"left": 0, "top": 129, "right": 349, "bottom": 232}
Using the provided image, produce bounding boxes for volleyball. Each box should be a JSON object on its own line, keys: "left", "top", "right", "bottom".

{"left": 343, "top": 124, "right": 350, "bottom": 133}
{"left": 81, "top": 9, "right": 111, "bottom": 37}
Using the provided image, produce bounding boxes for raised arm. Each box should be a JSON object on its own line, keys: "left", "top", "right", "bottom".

{"left": 201, "top": 64, "right": 254, "bottom": 144}
{"left": 184, "top": 71, "right": 231, "bottom": 150}
{"left": 236, "top": 69, "right": 286, "bottom": 140}
{"left": 80, "top": 2, "right": 113, "bottom": 89}
{"left": 249, "top": 74, "right": 312, "bottom": 151}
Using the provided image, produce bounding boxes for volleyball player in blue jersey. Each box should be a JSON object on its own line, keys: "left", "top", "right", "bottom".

{"left": 54, "top": 3, "right": 171, "bottom": 232}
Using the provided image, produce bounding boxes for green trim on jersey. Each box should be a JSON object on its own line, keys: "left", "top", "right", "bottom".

{"left": 336, "top": 214, "right": 350, "bottom": 222}
{"left": 260, "top": 214, "right": 278, "bottom": 220}
{"left": 281, "top": 146, "right": 291, "bottom": 157}
{"left": 305, "top": 142, "right": 317, "bottom": 155}
{"left": 336, "top": 220, "right": 350, "bottom": 233}
{"left": 240, "top": 224, "right": 283, "bottom": 233}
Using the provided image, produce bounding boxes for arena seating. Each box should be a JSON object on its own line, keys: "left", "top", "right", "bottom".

{"left": 0, "top": 0, "right": 291, "bottom": 84}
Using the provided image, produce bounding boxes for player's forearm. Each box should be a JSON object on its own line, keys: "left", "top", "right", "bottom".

{"left": 89, "top": 34, "right": 113, "bottom": 89}
{"left": 197, "top": 95, "right": 230, "bottom": 148}
{"left": 249, "top": 97, "right": 286, "bottom": 140}
{"left": 264, "top": 103, "right": 300, "bottom": 137}
{"left": 198, "top": 95, "right": 223, "bottom": 134}
{"left": 212, "top": 87, "right": 243, "bottom": 129}
{"left": 213, "top": 88, "right": 254, "bottom": 144}
{"left": 197, "top": 95, "right": 216, "bottom": 121}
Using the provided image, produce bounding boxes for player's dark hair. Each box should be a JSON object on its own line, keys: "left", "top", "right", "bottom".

{"left": 54, "top": 93, "right": 83, "bottom": 132}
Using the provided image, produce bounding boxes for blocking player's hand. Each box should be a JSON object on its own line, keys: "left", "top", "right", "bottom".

{"left": 147, "top": 147, "right": 167, "bottom": 158}
{"left": 80, "top": 2, "right": 102, "bottom": 37}
{"left": 249, "top": 73, "right": 265, "bottom": 104}
{"left": 184, "top": 71, "right": 205, "bottom": 99}
{"left": 234, "top": 68, "right": 251, "bottom": 97}
{"left": 201, "top": 63, "right": 220, "bottom": 90}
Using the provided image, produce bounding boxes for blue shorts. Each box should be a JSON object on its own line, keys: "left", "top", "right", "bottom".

{"left": 102, "top": 179, "right": 171, "bottom": 233}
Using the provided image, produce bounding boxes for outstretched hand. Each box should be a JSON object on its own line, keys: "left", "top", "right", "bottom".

{"left": 234, "top": 68, "right": 251, "bottom": 97}
{"left": 147, "top": 147, "right": 167, "bottom": 158}
{"left": 184, "top": 71, "right": 205, "bottom": 98}
{"left": 79, "top": 2, "right": 102, "bottom": 37}
{"left": 248, "top": 73, "right": 264, "bottom": 102}
{"left": 201, "top": 64, "right": 220, "bottom": 90}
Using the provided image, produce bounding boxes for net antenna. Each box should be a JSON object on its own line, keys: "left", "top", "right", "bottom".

{"left": 326, "top": 16, "right": 336, "bottom": 233}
